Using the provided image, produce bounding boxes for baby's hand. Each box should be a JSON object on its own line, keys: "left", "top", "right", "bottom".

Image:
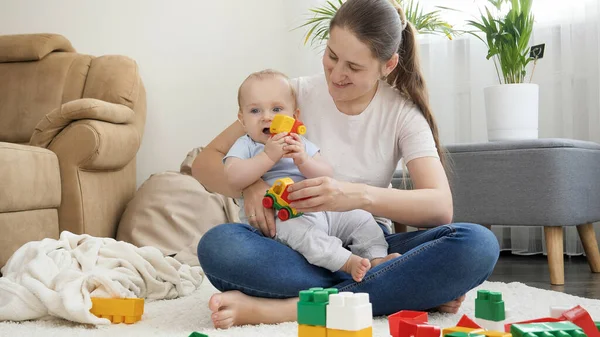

{"left": 283, "top": 133, "right": 308, "bottom": 165}
{"left": 264, "top": 132, "right": 288, "bottom": 162}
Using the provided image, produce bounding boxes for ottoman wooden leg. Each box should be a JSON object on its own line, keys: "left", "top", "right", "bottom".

{"left": 544, "top": 226, "right": 565, "bottom": 285}
{"left": 576, "top": 223, "right": 600, "bottom": 273}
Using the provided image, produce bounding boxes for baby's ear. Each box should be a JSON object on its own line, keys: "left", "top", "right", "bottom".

{"left": 294, "top": 108, "right": 301, "bottom": 120}
{"left": 237, "top": 111, "right": 245, "bottom": 127}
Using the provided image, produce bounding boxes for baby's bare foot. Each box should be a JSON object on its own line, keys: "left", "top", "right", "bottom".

{"left": 371, "top": 253, "right": 401, "bottom": 268}
{"left": 342, "top": 255, "right": 371, "bottom": 282}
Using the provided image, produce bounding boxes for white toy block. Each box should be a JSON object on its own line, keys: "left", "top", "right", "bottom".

{"left": 475, "top": 309, "right": 511, "bottom": 332}
{"left": 550, "top": 306, "right": 574, "bottom": 318}
{"left": 326, "top": 292, "right": 372, "bottom": 331}
{"left": 475, "top": 317, "right": 505, "bottom": 332}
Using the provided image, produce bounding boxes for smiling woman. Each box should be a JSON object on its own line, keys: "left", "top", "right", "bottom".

{"left": 192, "top": 0, "right": 499, "bottom": 330}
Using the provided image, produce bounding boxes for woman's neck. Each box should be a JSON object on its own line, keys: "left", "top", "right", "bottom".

{"left": 335, "top": 81, "right": 379, "bottom": 116}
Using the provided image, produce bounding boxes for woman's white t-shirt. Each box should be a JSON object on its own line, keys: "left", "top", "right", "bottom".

{"left": 291, "top": 73, "right": 439, "bottom": 230}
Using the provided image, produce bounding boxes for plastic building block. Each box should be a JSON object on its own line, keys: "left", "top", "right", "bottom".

{"left": 297, "top": 287, "right": 338, "bottom": 326}
{"left": 326, "top": 292, "right": 372, "bottom": 331}
{"left": 475, "top": 290, "right": 506, "bottom": 322}
{"left": 445, "top": 332, "right": 485, "bottom": 337}
{"left": 480, "top": 330, "right": 512, "bottom": 337}
{"left": 510, "top": 322, "right": 587, "bottom": 337}
{"left": 505, "top": 318, "right": 564, "bottom": 333}
{"left": 270, "top": 114, "right": 306, "bottom": 136}
{"left": 396, "top": 318, "right": 440, "bottom": 337}
{"left": 188, "top": 333, "right": 209, "bottom": 337}
{"left": 388, "top": 310, "right": 429, "bottom": 337}
{"left": 90, "top": 297, "right": 144, "bottom": 324}
{"left": 263, "top": 178, "right": 303, "bottom": 221}
{"left": 476, "top": 317, "right": 507, "bottom": 332}
{"left": 458, "top": 314, "right": 484, "bottom": 329}
{"left": 442, "top": 326, "right": 485, "bottom": 336}
{"left": 328, "top": 326, "right": 373, "bottom": 337}
{"left": 559, "top": 305, "right": 600, "bottom": 337}
{"left": 298, "top": 324, "right": 327, "bottom": 337}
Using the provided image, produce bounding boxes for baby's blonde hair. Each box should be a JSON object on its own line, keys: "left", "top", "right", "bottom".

{"left": 237, "top": 69, "right": 298, "bottom": 111}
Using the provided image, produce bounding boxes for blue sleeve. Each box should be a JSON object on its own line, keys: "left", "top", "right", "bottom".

{"left": 223, "top": 136, "right": 253, "bottom": 164}
{"left": 302, "top": 136, "right": 320, "bottom": 157}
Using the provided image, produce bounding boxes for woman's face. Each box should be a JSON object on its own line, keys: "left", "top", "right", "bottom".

{"left": 322, "top": 26, "right": 384, "bottom": 104}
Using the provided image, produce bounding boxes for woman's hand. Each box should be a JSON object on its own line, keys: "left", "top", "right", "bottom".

{"left": 287, "top": 177, "right": 367, "bottom": 213}
{"left": 242, "top": 179, "right": 276, "bottom": 237}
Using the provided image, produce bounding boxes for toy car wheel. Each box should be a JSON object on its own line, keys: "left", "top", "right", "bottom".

{"left": 278, "top": 208, "right": 290, "bottom": 221}
{"left": 297, "top": 125, "right": 306, "bottom": 135}
{"left": 262, "top": 196, "right": 274, "bottom": 208}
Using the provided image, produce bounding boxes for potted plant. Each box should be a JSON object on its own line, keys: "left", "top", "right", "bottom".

{"left": 464, "top": 0, "right": 538, "bottom": 141}
{"left": 298, "top": 0, "right": 456, "bottom": 48}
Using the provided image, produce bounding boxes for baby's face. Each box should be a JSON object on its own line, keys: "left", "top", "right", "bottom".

{"left": 238, "top": 76, "right": 297, "bottom": 144}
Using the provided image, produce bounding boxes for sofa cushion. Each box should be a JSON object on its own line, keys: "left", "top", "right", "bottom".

{"left": 0, "top": 53, "right": 92, "bottom": 143}
{"left": 0, "top": 33, "right": 75, "bottom": 62}
{"left": 0, "top": 142, "right": 60, "bottom": 212}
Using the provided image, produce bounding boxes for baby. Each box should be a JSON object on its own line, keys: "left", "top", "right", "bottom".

{"left": 223, "top": 69, "right": 399, "bottom": 282}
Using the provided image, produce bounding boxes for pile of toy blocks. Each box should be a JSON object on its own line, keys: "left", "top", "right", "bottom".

{"left": 297, "top": 287, "right": 373, "bottom": 336}
{"left": 387, "top": 289, "right": 600, "bottom": 337}
{"left": 297, "top": 287, "right": 600, "bottom": 337}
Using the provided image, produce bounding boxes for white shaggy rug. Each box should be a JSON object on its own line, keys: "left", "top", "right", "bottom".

{"left": 0, "top": 280, "right": 599, "bottom": 337}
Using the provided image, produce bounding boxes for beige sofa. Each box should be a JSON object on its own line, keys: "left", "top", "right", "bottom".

{"left": 0, "top": 33, "right": 146, "bottom": 268}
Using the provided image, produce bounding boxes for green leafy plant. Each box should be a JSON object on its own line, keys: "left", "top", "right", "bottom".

{"left": 297, "top": 0, "right": 456, "bottom": 48}
{"left": 462, "top": 0, "right": 535, "bottom": 84}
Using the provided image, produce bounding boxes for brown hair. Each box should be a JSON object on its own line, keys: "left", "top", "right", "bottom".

{"left": 237, "top": 69, "right": 298, "bottom": 112}
{"left": 330, "top": 0, "right": 449, "bottom": 171}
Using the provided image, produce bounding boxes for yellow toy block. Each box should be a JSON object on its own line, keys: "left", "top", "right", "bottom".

{"left": 327, "top": 326, "right": 373, "bottom": 337}
{"left": 481, "top": 331, "right": 511, "bottom": 337}
{"left": 443, "top": 326, "right": 512, "bottom": 337}
{"left": 298, "top": 324, "right": 327, "bottom": 337}
{"left": 443, "top": 326, "right": 485, "bottom": 336}
{"left": 90, "top": 297, "right": 144, "bottom": 324}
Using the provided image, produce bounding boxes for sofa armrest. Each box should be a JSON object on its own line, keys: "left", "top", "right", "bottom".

{"left": 30, "top": 98, "right": 140, "bottom": 170}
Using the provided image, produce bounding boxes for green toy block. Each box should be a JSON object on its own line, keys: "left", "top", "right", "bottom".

{"left": 445, "top": 332, "right": 485, "bottom": 337}
{"left": 511, "top": 322, "right": 587, "bottom": 337}
{"left": 188, "top": 332, "right": 208, "bottom": 337}
{"left": 595, "top": 321, "right": 599, "bottom": 332}
{"left": 475, "top": 290, "right": 505, "bottom": 321}
{"left": 297, "top": 287, "right": 338, "bottom": 326}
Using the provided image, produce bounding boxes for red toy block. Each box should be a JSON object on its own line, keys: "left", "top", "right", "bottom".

{"left": 503, "top": 317, "right": 563, "bottom": 333}
{"left": 388, "top": 311, "right": 429, "bottom": 337}
{"left": 457, "top": 314, "right": 483, "bottom": 329}
{"left": 559, "top": 305, "right": 600, "bottom": 337}
{"left": 397, "top": 319, "right": 440, "bottom": 337}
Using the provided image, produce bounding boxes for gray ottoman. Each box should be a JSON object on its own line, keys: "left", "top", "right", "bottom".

{"left": 446, "top": 138, "right": 600, "bottom": 285}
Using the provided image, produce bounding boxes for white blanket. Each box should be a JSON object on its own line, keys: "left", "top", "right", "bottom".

{"left": 0, "top": 231, "right": 204, "bottom": 325}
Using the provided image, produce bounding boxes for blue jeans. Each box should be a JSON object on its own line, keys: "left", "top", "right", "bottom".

{"left": 197, "top": 222, "right": 499, "bottom": 316}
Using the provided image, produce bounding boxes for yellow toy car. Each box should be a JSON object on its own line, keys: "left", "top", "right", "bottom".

{"left": 270, "top": 114, "right": 306, "bottom": 136}
{"left": 262, "top": 177, "right": 303, "bottom": 221}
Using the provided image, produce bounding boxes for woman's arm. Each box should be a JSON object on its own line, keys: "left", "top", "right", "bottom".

{"left": 362, "top": 157, "right": 453, "bottom": 227}
{"left": 191, "top": 121, "right": 246, "bottom": 197}
{"left": 287, "top": 157, "right": 453, "bottom": 227}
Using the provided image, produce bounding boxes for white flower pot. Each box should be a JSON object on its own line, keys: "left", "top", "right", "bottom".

{"left": 484, "top": 83, "right": 539, "bottom": 141}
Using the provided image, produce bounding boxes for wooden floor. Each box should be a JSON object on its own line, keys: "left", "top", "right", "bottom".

{"left": 487, "top": 252, "right": 600, "bottom": 299}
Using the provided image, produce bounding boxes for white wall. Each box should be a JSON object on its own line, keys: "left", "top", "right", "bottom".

{"left": 0, "top": 0, "right": 324, "bottom": 186}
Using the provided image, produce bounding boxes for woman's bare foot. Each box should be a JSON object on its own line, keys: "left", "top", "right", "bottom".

{"left": 208, "top": 290, "right": 297, "bottom": 329}
{"left": 370, "top": 253, "right": 401, "bottom": 268}
{"left": 341, "top": 255, "right": 371, "bottom": 282}
{"left": 432, "top": 294, "right": 466, "bottom": 314}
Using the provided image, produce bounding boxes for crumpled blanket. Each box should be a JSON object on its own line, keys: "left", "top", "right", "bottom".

{"left": 0, "top": 231, "right": 204, "bottom": 325}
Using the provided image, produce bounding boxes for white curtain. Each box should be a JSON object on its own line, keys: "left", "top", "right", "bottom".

{"left": 417, "top": 0, "right": 600, "bottom": 255}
